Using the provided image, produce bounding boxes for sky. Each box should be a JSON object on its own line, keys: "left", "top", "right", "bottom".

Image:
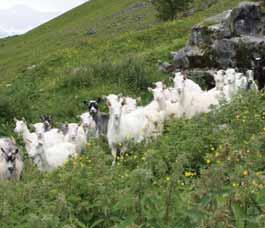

{"left": 0, "top": 0, "right": 89, "bottom": 37}
{"left": 0, "top": 0, "right": 88, "bottom": 12}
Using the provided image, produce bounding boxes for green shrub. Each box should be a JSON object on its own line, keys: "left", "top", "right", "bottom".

{"left": 151, "top": 0, "right": 194, "bottom": 21}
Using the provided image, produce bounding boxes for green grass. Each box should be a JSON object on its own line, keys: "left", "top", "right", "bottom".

{"left": 0, "top": 0, "right": 247, "bottom": 123}
{"left": 1, "top": 91, "right": 265, "bottom": 227}
{"left": 0, "top": 0, "right": 264, "bottom": 227}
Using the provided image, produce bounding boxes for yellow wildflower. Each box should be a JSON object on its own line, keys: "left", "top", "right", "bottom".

{"left": 243, "top": 170, "right": 249, "bottom": 177}
{"left": 184, "top": 171, "right": 196, "bottom": 177}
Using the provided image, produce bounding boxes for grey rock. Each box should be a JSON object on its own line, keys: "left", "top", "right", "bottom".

{"left": 173, "top": 49, "right": 190, "bottom": 69}
{"left": 172, "top": 2, "right": 265, "bottom": 69}
{"left": 211, "top": 39, "right": 237, "bottom": 67}
{"left": 158, "top": 60, "right": 176, "bottom": 73}
{"left": 87, "top": 27, "right": 96, "bottom": 36}
{"left": 229, "top": 2, "right": 263, "bottom": 36}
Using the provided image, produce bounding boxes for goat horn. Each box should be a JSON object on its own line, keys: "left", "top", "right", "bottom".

{"left": 136, "top": 97, "right": 142, "bottom": 102}
{"left": 11, "top": 136, "right": 16, "bottom": 144}
{"left": 26, "top": 138, "right": 32, "bottom": 144}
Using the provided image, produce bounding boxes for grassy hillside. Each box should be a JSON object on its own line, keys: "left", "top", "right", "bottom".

{"left": 0, "top": 0, "right": 248, "bottom": 124}
{"left": 1, "top": 0, "right": 265, "bottom": 227}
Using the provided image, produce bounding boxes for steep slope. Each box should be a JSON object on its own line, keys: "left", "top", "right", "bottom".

{"left": 0, "top": 0, "right": 247, "bottom": 123}
{"left": 1, "top": 0, "right": 265, "bottom": 227}
{"left": 0, "top": 0, "right": 157, "bottom": 82}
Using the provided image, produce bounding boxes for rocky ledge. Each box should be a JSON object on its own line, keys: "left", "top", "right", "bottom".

{"left": 172, "top": 2, "right": 265, "bottom": 70}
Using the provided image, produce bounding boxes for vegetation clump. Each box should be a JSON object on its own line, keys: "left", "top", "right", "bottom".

{"left": 151, "top": 0, "right": 194, "bottom": 20}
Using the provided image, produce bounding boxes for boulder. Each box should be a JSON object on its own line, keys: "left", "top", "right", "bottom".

{"left": 172, "top": 2, "right": 265, "bottom": 69}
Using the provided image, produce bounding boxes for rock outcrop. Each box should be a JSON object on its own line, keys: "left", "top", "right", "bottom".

{"left": 172, "top": 2, "right": 265, "bottom": 69}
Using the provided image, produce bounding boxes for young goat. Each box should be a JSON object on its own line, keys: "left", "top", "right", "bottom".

{"left": 0, "top": 138, "right": 23, "bottom": 180}
{"left": 62, "top": 123, "right": 87, "bottom": 154}
{"left": 106, "top": 96, "right": 152, "bottom": 165}
{"left": 85, "top": 99, "right": 109, "bottom": 138}
{"left": 79, "top": 112, "right": 96, "bottom": 138}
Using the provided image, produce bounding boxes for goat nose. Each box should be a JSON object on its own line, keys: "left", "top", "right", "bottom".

{"left": 71, "top": 135, "right": 76, "bottom": 140}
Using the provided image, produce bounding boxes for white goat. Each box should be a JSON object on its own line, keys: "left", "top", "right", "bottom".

{"left": 175, "top": 76, "right": 220, "bottom": 118}
{"left": 148, "top": 87, "right": 182, "bottom": 120}
{"left": 173, "top": 72, "right": 203, "bottom": 93}
{"left": 35, "top": 137, "right": 77, "bottom": 171}
{"left": 14, "top": 118, "right": 39, "bottom": 158}
{"left": 79, "top": 112, "right": 96, "bottom": 138}
{"left": 107, "top": 96, "right": 152, "bottom": 165}
{"left": 246, "top": 70, "right": 258, "bottom": 91}
{"left": 0, "top": 138, "right": 23, "bottom": 180}
{"left": 63, "top": 123, "right": 87, "bottom": 153}
{"left": 105, "top": 94, "right": 138, "bottom": 114}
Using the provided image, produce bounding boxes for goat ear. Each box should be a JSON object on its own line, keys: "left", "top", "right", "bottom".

{"left": 13, "top": 117, "right": 18, "bottom": 122}
{"left": 106, "top": 100, "right": 111, "bottom": 107}
{"left": 37, "top": 133, "right": 43, "bottom": 141}
{"left": 22, "top": 117, "right": 26, "bottom": 122}
{"left": 97, "top": 97, "right": 102, "bottom": 103}
{"left": 169, "top": 77, "right": 174, "bottom": 81}
{"left": 83, "top": 100, "right": 88, "bottom": 106}
{"left": 136, "top": 97, "right": 141, "bottom": 103}
{"left": 121, "top": 98, "right": 126, "bottom": 106}
{"left": 1, "top": 148, "right": 6, "bottom": 155}
{"left": 11, "top": 137, "right": 16, "bottom": 144}
{"left": 15, "top": 149, "right": 19, "bottom": 154}
{"left": 148, "top": 87, "right": 153, "bottom": 92}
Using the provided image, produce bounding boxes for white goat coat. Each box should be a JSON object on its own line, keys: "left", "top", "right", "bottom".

{"left": 40, "top": 129, "right": 65, "bottom": 148}
{"left": 38, "top": 142, "right": 77, "bottom": 171}
{"left": 80, "top": 112, "right": 96, "bottom": 138}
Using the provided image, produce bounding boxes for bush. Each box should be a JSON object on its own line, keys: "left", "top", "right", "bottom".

{"left": 151, "top": 0, "right": 194, "bottom": 21}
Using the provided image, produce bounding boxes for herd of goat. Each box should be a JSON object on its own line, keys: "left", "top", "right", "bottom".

{"left": 0, "top": 67, "right": 261, "bottom": 180}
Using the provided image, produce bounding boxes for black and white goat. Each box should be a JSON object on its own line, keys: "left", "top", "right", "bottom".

{"left": 84, "top": 99, "right": 109, "bottom": 138}
{"left": 0, "top": 138, "right": 23, "bottom": 180}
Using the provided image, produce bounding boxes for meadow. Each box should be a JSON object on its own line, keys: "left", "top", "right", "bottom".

{"left": 0, "top": 0, "right": 264, "bottom": 227}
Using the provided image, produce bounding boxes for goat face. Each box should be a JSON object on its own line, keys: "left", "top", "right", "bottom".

{"left": 80, "top": 113, "right": 95, "bottom": 129}
{"left": 153, "top": 81, "right": 164, "bottom": 90}
{"left": 107, "top": 98, "right": 123, "bottom": 125}
{"left": 40, "top": 115, "right": 53, "bottom": 131}
{"left": 33, "top": 123, "right": 45, "bottom": 134}
{"left": 1, "top": 147, "right": 19, "bottom": 177}
{"left": 65, "top": 124, "right": 79, "bottom": 141}
{"left": 214, "top": 70, "right": 225, "bottom": 90}
{"left": 173, "top": 78, "right": 185, "bottom": 95}
{"left": 14, "top": 119, "right": 27, "bottom": 134}
{"left": 87, "top": 100, "right": 100, "bottom": 116}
